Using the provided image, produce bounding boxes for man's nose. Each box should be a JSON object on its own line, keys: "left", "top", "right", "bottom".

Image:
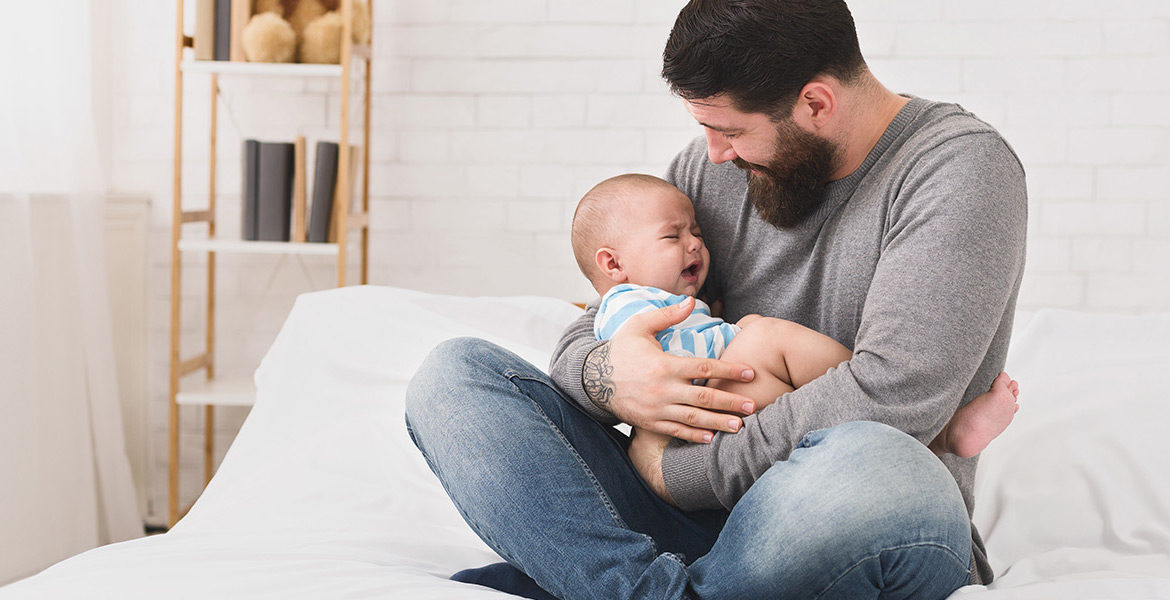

{"left": 704, "top": 129, "right": 737, "bottom": 164}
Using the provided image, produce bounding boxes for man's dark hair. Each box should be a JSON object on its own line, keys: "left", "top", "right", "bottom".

{"left": 662, "top": 0, "right": 867, "bottom": 115}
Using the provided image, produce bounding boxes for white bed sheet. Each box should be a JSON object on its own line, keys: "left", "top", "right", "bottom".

{"left": 2, "top": 286, "right": 1168, "bottom": 599}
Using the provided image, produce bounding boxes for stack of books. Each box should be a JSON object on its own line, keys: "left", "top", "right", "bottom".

{"left": 241, "top": 138, "right": 359, "bottom": 243}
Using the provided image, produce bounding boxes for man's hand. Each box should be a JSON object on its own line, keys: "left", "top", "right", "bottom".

{"left": 628, "top": 427, "right": 677, "bottom": 507}
{"left": 583, "top": 296, "right": 758, "bottom": 444}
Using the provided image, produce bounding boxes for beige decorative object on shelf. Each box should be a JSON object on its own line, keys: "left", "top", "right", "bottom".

{"left": 273, "top": 0, "right": 328, "bottom": 34}
{"left": 242, "top": 12, "right": 296, "bottom": 62}
{"left": 299, "top": 11, "right": 343, "bottom": 64}
{"left": 301, "top": 3, "right": 368, "bottom": 63}
{"left": 242, "top": 0, "right": 368, "bottom": 65}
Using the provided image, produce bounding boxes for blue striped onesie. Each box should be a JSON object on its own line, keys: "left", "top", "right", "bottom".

{"left": 594, "top": 284, "right": 741, "bottom": 360}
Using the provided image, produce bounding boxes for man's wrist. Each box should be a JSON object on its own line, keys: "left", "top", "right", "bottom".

{"left": 647, "top": 456, "right": 675, "bottom": 506}
{"left": 661, "top": 438, "right": 723, "bottom": 511}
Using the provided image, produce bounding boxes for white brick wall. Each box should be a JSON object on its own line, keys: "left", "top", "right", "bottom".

{"left": 104, "top": 0, "right": 1170, "bottom": 525}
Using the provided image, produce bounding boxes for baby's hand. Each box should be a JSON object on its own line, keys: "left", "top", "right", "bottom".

{"left": 736, "top": 314, "right": 764, "bottom": 328}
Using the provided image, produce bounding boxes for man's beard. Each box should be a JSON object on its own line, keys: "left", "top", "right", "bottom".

{"left": 733, "top": 119, "right": 839, "bottom": 229}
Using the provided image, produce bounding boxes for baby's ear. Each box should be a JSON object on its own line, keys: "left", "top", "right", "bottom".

{"left": 594, "top": 247, "right": 626, "bottom": 283}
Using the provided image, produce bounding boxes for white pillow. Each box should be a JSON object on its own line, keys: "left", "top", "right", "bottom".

{"left": 974, "top": 309, "right": 1170, "bottom": 585}
{"left": 255, "top": 285, "right": 587, "bottom": 392}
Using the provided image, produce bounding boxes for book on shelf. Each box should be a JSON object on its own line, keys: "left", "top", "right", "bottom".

{"left": 307, "top": 142, "right": 361, "bottom": 243}
{"left": 241, "top": 139, "right": 260, "bottom": 240}
{"left": 257, "top": 142, "right": 296, "bottom": 241}
{"left": 242, "top": 139, "right": 296, "bottom": 242}
{"left": 193, "top": 0, "right": 216, "bottom": 60}
{"left": 307, "top": 141, "right": 339, "bottom": 243}
{"left": 213, "top": 0, "right": 231, "bottom": 61}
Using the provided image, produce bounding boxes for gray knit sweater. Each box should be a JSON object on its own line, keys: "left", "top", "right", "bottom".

{"left": 549, "top": 96, "right": 1027, "bottom": 584}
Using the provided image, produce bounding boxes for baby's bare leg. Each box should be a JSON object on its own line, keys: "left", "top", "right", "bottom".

{"left": 706, "top": 318, "right": 852, "bottom": 413}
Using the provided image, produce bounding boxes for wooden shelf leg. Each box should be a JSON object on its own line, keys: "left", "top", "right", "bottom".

{"left": 361, "top": 1, "right": 372, "bottom": 286}
{"left": 204, "top": 73, "right": 218, "bottom": 491}
{"left": 204, "top": 405, "right": 215, "bottom": 485}
{"left": 169, "top": 0, "right": 186, "bottom": 531}
{"left": 335, "top": 0, "right": 353, "bottom": 289}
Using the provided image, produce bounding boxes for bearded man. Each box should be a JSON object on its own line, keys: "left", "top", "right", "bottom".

{"left": 404, "top": 1, "right": 1027, "bottom": 598}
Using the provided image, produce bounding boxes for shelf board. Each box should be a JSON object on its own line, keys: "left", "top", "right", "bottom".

{"left": 176, "top": 377, "right": 256, "bottom": 407}
{"left": 178, "top": 239, "right": 339, "bottom": 256}
{"left": 182, "top": 60, "right": 342, "bottom": 78}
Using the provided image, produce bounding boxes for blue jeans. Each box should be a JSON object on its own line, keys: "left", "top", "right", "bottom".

{"left": 404, "top": 337, "right": 972, "bottom": 600}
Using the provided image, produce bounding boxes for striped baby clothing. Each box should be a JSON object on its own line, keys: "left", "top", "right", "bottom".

{"left": 594, "top": 283, "right": 741, "bottom": 360}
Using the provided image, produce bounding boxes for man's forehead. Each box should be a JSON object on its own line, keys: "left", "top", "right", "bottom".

{"left": 683, "top": 95, "right": 762, "bottom": 129}
{"left": 683, "top": 95, "right": 734, "bottom": 117}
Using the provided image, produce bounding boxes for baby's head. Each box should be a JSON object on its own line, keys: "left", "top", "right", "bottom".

{"left": 571, "top": 174, "right": 710, "bottom": 298}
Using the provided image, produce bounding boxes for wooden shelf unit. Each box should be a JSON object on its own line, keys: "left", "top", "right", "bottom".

{"left": 169, "top": 0, "right": 373, "bottom": 528}
{"left": 177, "top": 238, "right": 342, "bottom": 256}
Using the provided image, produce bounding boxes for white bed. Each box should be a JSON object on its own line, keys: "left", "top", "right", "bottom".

{"left": 3, "top": 285, "right": 1168, "bottom": 599}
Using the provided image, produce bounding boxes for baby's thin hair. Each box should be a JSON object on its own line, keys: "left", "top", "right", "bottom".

{"left": 570, "top": 174, "right": 682, "bottom": 290}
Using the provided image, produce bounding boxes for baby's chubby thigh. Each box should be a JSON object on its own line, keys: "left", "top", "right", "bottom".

{"left": 705, "top": 317, "right": 796, "bottom": 413}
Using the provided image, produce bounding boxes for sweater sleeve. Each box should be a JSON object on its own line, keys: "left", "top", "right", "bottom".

{"left": 548, "top": 297, "right": 621, "bottom": 426}
{"left": 661, "top": 133, "right": 1029, "bottom": 511}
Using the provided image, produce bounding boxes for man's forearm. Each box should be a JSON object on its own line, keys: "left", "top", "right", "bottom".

{"left": 582, "top": 342, "right": 615, "bottom": 414}
{"left": 548, "top": 301, "right": 621, "bottom": 425}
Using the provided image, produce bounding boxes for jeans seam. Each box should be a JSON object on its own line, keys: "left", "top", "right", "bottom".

{"left": 503, "top": 367, "right": 669, "bottom": 559}
{"left": 661, "top": 552, "right": 687, "bottom": 569}
{"left": 812, "top": 541, "right": 969, "bottom": 600}
{"left": 504, "top": 370, "right": 633, "bottom": 535}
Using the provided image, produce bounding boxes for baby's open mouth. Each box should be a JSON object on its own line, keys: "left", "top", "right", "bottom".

{"left": 682, "top": 262, "right": 700, "bottom": 281}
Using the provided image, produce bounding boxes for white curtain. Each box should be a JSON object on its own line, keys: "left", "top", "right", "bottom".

{"left": 0, "top": 0, "right": 143, "bottom": 586}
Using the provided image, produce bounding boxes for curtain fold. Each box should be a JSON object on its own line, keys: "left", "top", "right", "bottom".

{"left": 0, "top": 0, "right": 144, "bottom": 586}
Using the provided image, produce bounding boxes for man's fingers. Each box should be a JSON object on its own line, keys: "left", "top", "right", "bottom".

{"left": 649, "top": 421, "right": 718, "bottom": 444}
{"left": 664, "top": 403, "right": 745, "bottom": 434}
{"left": 675, "top": 357, "right": 755, "bottom": 387}
{"left": 624, "top": 296, "right": 695, "bottom": 336}
{"left": 685, "top": 384, "right": 756, "bottom": 415}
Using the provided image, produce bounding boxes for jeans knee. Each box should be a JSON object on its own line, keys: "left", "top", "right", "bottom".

{"left": 795, "top": 421, "right": 968, "bottom": 544}
{"left": 404, "top": 336, "right": 499, "bottom": 431}
{"left": 835, "top": 421, "right": 969, "bottom": 548}
{"left": 710, "top": 422, "right": 971, "bottom": 597}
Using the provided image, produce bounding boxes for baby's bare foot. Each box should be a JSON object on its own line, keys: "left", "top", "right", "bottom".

{"left": 946, "top": 372, "right": 1019, "bottom": 458}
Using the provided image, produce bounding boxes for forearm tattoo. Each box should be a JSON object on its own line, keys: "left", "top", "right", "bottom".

{"left": 583, "top": 343, "right": 615, "bottom": 411}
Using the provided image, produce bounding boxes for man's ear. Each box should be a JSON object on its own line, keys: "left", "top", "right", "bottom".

{"left": 793, "top": 78, "right": 837, "bottom": 130}
{"left": 595, "top": 247, "right": 628, "bottom": 283}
